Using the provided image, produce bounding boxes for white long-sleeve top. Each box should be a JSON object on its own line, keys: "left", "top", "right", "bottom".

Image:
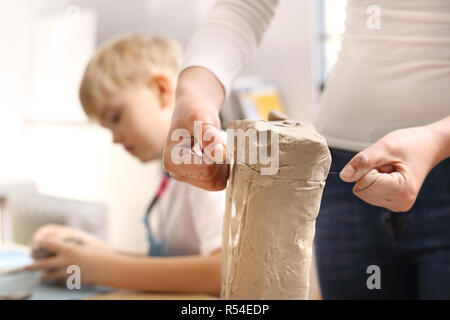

{"left": 182, "top": 0, "right": 450, "bottom": 151}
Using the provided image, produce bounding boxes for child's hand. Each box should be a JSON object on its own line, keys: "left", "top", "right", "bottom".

{"left": 24, "top": 238, "right": 121, "bottom": 286}
{"left": 31, "top": 224, "right": 111, "bottom": 252}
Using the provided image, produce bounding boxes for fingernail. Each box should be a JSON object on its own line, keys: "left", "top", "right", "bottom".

{"left": 213, "top": 144, "right": 225, "bottom": 163}
{"left": 340, "top": 165, "right": 355, "bottom": 180}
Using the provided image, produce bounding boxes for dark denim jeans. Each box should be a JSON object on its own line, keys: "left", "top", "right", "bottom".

{"left": 315, "top": 148, "right": 450, "bottom": 299}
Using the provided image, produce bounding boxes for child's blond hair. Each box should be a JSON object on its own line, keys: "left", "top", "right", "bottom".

{"left": 79, "top": 34, "right": 183, "bottom": 118}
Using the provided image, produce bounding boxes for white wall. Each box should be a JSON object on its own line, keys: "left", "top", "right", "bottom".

{"left": 0, "top": 1, "right": 35, "bottom": 182}
{"left": 79, "top": 0, "right": 318, "bottom": 121}
{"left": 77, "top": 0, "right": 215, "bottom": 46}
{"left": 245, "top": 0, "right": 318, "bottom": 123}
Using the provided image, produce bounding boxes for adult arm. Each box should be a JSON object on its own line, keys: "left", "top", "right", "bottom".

{"left": 164, "top": 0, "right": 279, "bottom": 190}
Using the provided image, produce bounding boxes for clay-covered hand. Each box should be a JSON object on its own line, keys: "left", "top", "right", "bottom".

{"left": 30, "top": 224, "right": 111, "bottom": 252}
{"left": 339, "top": 122, "right": 449, "bottom": 212}
{"left": 23, "top": 238, "right": 121, "bottom": 285}
{"left": 163, "top": 67, "right": 229, "bottom": 191}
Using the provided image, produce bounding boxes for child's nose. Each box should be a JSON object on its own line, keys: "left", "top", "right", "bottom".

{"left": 113, "top": 131, "right": 124, "bottom": 144}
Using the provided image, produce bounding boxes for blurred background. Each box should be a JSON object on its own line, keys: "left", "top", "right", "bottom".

{"left": 0, "top": 0, "right": 347, "bottom": 297}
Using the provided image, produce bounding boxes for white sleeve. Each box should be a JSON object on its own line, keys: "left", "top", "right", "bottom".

{"left": 187, "top": 185, "right": 226, "bottom": 255}
{"left": 181, "top": 0, "right": 279, "bottom": 96}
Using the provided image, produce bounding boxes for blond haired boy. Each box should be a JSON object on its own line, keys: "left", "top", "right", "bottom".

{"left": 25, "top": 35, "right": 225, "bottom": 296}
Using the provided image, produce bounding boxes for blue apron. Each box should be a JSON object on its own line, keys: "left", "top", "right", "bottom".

{"left": 143, "top": 172, "right": 170, "bottom": 257}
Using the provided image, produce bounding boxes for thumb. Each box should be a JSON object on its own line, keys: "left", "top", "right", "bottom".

{"left": 340, "top": 145, "right": 394, "bottom": 182}
{"left": 194, "top": 122, "right": 227, "bottom": 163}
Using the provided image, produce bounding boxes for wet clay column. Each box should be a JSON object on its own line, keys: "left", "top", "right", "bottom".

{"left": 221, "top": 112, "right": 331, "bottom": 299}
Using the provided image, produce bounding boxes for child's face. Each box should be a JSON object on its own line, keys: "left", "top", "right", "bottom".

{"left": 97, "top": 79, "right": 174, "bottom": 162}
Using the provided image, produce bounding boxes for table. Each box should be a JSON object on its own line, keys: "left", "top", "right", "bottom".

{"left": 89, "top": 290, "right": 217, "bottom": 300}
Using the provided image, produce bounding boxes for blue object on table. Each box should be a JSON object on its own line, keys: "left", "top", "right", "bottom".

{"left": 0, "top": 250, "right": 33, "bottom": 269}
{"left": 0, "top": 250, "right": 112, "bottom": 300}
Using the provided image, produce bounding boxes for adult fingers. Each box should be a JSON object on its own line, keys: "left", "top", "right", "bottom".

{"left": 164, "top": 119, "right": 229, "bottom": 190}
{"left": 352, "top": 169, "right": 414, "bottom": 212}
{"left": 170, "top": 163, "right": 229, "bottom": 191}
{"left": 340, "top": 144, "right": 394, "bottom": 182}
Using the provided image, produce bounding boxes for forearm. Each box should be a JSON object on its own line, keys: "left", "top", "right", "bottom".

{"left": 182, "top": 0, "right": 279, "bottom": 96}
{"left": 100, "top": 252, "right": 222, "bottom": 296}
{"left": 176, "top": 67, "right": 225, "bottom": 114}
{"left": 427, "top": 115, "right": 450, "bottom": 164}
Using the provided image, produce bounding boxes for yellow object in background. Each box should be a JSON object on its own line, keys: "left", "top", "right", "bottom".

{"left": 251, "top": 91, "right": 285, "bottom": 120}
{"left": 236, "top": 85, "right": 285, "bottom": 121}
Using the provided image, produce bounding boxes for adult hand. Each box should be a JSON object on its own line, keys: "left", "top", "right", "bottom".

{"left": 340, "top": 118, "right": 450, "bottom": 212}
{"left": 163, "top": 67, "right": 229, "bottom": 191}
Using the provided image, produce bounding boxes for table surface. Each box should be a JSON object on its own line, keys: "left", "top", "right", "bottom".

{"left": 88, "top": 290, "right": 217, "bottom": 300}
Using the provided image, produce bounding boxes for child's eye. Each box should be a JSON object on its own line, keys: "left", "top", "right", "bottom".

{"left": 112, "top": 112, "right": 121, "bottom": 124}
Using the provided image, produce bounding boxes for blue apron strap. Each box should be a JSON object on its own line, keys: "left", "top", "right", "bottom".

{"left": 143, "top": 172, "right": 170, "bottom": 257}
{"left": 143, "top": 215, "right": 168, "bottom": 257}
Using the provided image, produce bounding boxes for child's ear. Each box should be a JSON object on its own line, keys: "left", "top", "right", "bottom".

{"left": 148, "top": 74, "right": 174, "bottom": 109}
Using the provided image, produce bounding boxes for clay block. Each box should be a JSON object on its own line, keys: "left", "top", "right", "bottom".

{"left": 221, "top": 114, "right": 331, "bottom": 299}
